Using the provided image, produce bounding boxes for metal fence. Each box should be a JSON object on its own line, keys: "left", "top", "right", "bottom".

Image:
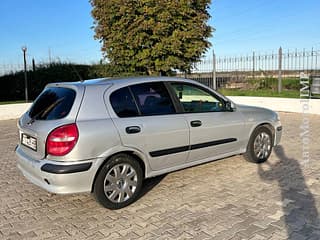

{"left": 2, "top": 47, "right": 320, "bottom": 92}
{"left": 183, "top": 47, "right": 320, "bottom": 91}
{"left": 203, "top": 48, "right": 319, "bottom": 72}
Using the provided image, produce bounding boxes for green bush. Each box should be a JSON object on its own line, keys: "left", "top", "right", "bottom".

{"left": 0, "top": 62, "right": 133, "bottom": 101}
{"left": 0, "top": 62, "right": 92, "bottom": 101}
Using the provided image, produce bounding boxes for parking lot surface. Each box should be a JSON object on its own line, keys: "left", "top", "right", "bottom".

{"left": 1, "top": 112, "right": 320, "bottom": 240}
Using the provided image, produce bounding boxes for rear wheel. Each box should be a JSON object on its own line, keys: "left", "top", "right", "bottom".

{"left": 244, "top": 125, "right": 273, "bottom": 163}
{"left": 93, "top": 153, "right": 143, "bottom": 209}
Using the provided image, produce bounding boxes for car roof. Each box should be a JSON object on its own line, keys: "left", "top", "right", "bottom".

{"left": 46, "top": 76, "right": 230, "bottom": 103}
{"left": 47, "top": 76, "right": 201, "bottom": 88}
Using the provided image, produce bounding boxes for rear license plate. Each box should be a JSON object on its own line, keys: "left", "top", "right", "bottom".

{"left": 21, "top": 133, "right": 37, "bottom": 151}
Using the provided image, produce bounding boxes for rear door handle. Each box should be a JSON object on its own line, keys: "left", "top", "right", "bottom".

{"left": 190, "top": 120, "right": 202, "bottom": 127}
{"left": 126, "top": 126, "right": 141, "bottom": 134}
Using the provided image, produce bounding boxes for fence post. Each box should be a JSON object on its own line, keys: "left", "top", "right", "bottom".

{"left": 212, "top": 50, "right": 217, "bottom": 90}
{"left": 278, "top": 47, "right": 282, "bottom": 93}
{"left": 311, "top": 47, "right": 313, "bottom": 75}
{"left": 316, "top": 49, "right": 318, "bottom": 75}
{"left": 252, "top": 51, "right": 255, "bottom": 80}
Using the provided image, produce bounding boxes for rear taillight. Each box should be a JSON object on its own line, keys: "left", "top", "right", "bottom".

{"left": 46, "top": 124, "right": 78, "bottom": 156}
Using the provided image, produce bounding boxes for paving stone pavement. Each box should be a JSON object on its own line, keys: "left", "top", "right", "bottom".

{"left": 0, "top": 112, "right": 320, "bottom": 240}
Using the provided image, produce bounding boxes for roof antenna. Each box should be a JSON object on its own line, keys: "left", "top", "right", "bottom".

{"left": 70, "top": 63, "right": 84, "bottom": 82}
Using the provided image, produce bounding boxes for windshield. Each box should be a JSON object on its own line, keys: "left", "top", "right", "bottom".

{"left": 29, "top": 87, "right": 76, "bottom": 120}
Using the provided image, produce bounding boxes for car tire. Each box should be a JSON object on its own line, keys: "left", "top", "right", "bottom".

{"left": 244, "top": 125, "right": 273, "bottom": 164}
{"left": 93, "top": 153, "right": 143, "bottom": 209}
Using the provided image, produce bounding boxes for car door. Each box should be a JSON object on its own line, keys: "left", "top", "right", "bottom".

{"left": 169, "top": 82, "right": 246, "bottom": 163}
{"left": 108, "top": 81, "right": 189, "bottom": 171}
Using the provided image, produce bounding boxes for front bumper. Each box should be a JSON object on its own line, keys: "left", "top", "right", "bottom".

{"left": 15, "top": 145, "right": 104, "bottom": 194}
{"left": 274, "top": 120, "right": 282, "bottom": 146}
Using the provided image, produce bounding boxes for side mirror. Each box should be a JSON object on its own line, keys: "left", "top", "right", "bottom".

{"left": 225, "top": 101, "right": 236, "bottom": 112}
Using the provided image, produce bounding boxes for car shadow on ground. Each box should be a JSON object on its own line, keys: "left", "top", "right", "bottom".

{"left": 139, "top": 174, "right": 167, "bottom": 199}
{"left": 258, "top": 145, "right": 320, "bottom": 239}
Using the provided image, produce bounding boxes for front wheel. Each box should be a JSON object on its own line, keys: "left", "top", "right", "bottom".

{"left": 93, "top": 153, "right": 143, "bottom": 209}
{"left": 244, "top": 125, "right": 273, "bottom": 163}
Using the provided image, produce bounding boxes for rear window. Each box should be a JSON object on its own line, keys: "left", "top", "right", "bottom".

{"left": 29, "top": 87, "right": 76, "bottom": 120}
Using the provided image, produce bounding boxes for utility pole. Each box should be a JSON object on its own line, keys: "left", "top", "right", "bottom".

{"left": 278, "top": 47, "right": 282, "bottom": 93}
{"left": 22, "top": 46, "right": 28, "bottom": 102}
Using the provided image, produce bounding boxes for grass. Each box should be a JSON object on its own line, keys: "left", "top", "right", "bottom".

{"left": 0, "top": 100, "right": 27, "bottom": 105}
{"left": 248, "top": 77, "right": 300, "bottom": 91}
{"left": 218, "top": 77, "right": 301, "bottom": 98}
{"left": 218, "top": 89, "right": 300, "bottom": 98}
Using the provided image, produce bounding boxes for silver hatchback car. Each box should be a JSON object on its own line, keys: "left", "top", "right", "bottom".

{"left": 16, "top": 77, "right": 282, "bottom": 209}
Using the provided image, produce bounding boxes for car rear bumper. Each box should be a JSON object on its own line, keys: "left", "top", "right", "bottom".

{"left": 15, "top": 145, "right": 103, "bottom": 194}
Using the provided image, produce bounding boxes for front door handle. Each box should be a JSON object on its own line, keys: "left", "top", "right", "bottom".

{"left": 126, "top": 126, "right": 141, "bottom": 134}
{"left": 190, "top": 120, "right": 202, "bottom": 127}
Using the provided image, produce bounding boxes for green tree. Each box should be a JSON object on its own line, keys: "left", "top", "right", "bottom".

{"left": 90, "top": 0, "right": 212, "bottom": 75}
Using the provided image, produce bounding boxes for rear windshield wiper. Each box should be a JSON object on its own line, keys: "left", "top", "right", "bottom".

{"left": 27, "top": 97, "right": 65, "bottom": 125}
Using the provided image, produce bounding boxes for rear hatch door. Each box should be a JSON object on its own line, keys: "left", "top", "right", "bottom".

{"left": 18, "top": 83, "right": 84, "bottom": 160}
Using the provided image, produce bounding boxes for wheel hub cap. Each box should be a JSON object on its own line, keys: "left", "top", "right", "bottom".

{"left": 253, "top": 132, "right": 271, "bottom": 159}
{"left": 103, "top": 163, "right": 138, "bottom": 203}
{"left": 116, "top": 179, "right": 125, "bottom": 189}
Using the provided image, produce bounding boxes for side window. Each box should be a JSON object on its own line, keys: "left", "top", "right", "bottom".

{"left": 110, "top": 87, "right": 139, "bottom": 118}
{"left": 130, "top": 82, "right": 175, "bottom": 116}
{"left": 170, "top": 83, "right": 225, "bottom": 113}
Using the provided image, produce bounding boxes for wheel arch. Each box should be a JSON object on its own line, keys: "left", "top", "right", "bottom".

{"left": 91, "top": 151, "right": 146, "bottom": 193}
{"left": 244, "top": 122, "right": 275, "bottom": 163}
{"left": 248, "top": 122, "right": 275, "bottom": 148}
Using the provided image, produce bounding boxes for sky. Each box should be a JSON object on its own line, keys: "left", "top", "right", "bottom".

{"left": 1, "top": 0, "right": 319, "bottom": 65}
